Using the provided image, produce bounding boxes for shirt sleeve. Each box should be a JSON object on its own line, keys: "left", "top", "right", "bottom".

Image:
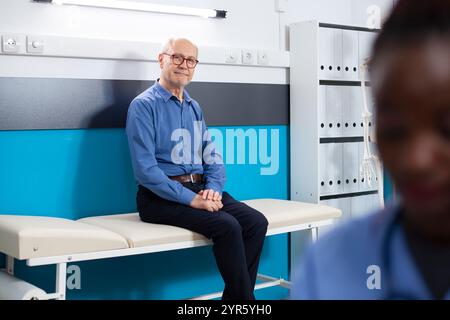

{"left": 126, "top": 98, "right": 197, "bottom": 206}
{"left": 200, "top": 114, "right": 226, "bottom": 194}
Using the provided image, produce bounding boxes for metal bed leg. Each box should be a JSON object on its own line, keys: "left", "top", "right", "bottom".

{"left": 311, "top": 227, "right": 318, "bottom": 242}
{"left": 55, "top": 263, "right": 67, "bottom": 300}
{"left": 6, "top": 256, "right": 14, "bottom": 275}
{"left": 189, "top": 273, "right": 291, "bottom": 300}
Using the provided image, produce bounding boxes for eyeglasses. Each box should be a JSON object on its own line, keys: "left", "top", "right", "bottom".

{"left": 162, "top": 53, "right": 199, "bottom": 69}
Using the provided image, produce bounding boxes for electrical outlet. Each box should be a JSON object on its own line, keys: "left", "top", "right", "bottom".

{"left": 257, "top": 50, "right": 269, "bottom": 65}
{"left": 242, "top": 49, "right": 255, "bottom": 65}
{"left": 27, "top": 36, "right": 44, "bottom": 54}
{"left": 225, "top": 48, "right": 239, "bottom": 64}
{"left": 1, "top": 34, "right": 21, "bottom": 53}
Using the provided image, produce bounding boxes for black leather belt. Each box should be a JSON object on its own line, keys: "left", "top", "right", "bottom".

{"left": 169, "top": 174, "right": 203, "bottom": 183}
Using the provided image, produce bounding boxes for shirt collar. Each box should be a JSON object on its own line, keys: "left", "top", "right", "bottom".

{"left": 183, "top": 89, "right": 193, "bottom": 103}
{"left": 154, "top": 79, "right": 192, "bottom": 104}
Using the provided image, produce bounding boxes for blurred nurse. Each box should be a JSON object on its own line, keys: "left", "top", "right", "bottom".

{"left": 291, "top": 0, "right": 450, "bottom": 300}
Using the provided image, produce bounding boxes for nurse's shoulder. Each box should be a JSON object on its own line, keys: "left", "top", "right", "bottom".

{"left": 291, "top": 207, "right": 392, "bottom": 299}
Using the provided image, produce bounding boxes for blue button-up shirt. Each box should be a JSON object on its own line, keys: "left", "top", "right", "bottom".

{"left": 290, "top": 203, "right": 450, "bottom": 300}
{"left": 126, "top": 81, "right": 226, "bottom": 205}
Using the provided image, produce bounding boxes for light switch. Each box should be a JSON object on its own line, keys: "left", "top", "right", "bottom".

{"left": 27, "top": 36, "right": 44, "bottom": 54}
{"left": 225, "top": 48, "right": 239, "bottom": 64}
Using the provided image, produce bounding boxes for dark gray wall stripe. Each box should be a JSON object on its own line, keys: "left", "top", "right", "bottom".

{"left": 0, "top": 78, "right": 289, "bottom": 130}
{"left": 189, "top": 82, "right": 289, "bottom": 127}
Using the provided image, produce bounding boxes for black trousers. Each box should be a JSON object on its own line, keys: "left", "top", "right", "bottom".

{"left": 137, "top": 183, "right": 268, "bottom": 300}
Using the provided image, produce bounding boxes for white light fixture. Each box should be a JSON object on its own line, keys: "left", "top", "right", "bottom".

{"left": 33, "top": 0, "right": 227, "bottom": 19}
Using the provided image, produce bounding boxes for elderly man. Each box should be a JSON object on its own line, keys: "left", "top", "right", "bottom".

{"left": 126, "top": 38, "right": 268, "bottom": 300}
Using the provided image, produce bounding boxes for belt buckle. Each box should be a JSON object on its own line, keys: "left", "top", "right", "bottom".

{"left": 190, "top": 174, "right": 194, "bottom": 183}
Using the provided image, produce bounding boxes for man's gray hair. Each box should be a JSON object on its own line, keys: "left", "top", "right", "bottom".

{"left": 160, "top": 38, "right": 198, "bottom": 56}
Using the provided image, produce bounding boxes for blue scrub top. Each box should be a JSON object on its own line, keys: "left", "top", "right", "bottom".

{"left": 290, "top": 203, "right": 450, "bottom": 300}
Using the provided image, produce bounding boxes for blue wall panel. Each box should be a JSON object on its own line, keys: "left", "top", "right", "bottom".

{"left": 383, "top": 170, "right": 395, "bottom": 203}
{"left": 0, "top": 126, "right": 289, "bottom": 299}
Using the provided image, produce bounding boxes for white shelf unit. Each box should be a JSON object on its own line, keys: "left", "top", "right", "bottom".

{"left": 289, "top": 21, "right": 382, "bottom": 268}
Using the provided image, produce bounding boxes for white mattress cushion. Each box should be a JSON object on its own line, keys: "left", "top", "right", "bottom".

{"left": 242, "top": 199, "right": 342, "bottom": 229}
{"left": 78, "top": 213, "right": 207, "bottom": 248}
{"left": 0, "top": 215, "right": 129, "bottom": 259}
{"left": 79, "top": 199, "right": 342, "bottom": 248}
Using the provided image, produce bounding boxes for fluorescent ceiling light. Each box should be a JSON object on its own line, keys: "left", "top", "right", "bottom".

{"left": 34, "top": 0, "right": 227, "bottom": 19}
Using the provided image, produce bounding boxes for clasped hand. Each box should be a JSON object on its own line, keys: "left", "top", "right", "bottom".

{"left": 190, "top": 189, "right": 223, "bottom": 212}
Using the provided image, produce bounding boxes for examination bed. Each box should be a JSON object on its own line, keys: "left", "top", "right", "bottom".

{"left": 0, "top": 199, "right": 341, "bottom": 300}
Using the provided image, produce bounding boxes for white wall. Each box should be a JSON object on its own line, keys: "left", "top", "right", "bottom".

{"left": 1, "top": 0, "right": 394, "bottom": 51}
{"left": 0, "top": 0, "right": 279, "bottom": 49}
{"left": 0, "top": 0, "right": 394, "bottom": 85}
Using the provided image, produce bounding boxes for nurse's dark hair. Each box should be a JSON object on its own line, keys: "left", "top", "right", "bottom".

{"left": 371, "top": 0, "right": 450, "bottom": 65}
